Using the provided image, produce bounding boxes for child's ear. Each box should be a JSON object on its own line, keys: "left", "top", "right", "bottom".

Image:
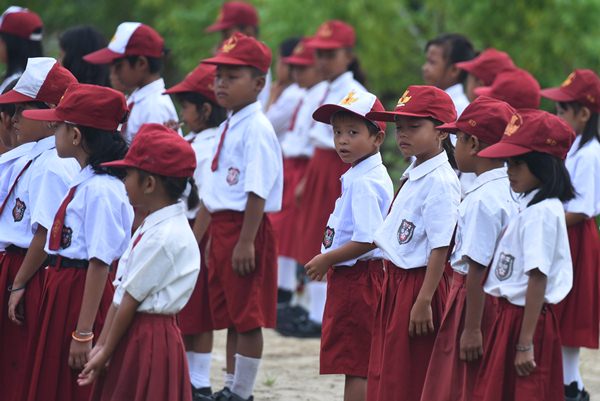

{"left": 0, "top": 112, "right": 11, "bottom": 129}
{"left": 254, "top": 75, "right": 266, "bottom": 93}
{"left": 136, "top": 56, "right": 149, "bottom": 71}
{"left": 71, "top": 125, "right": 83, "bottom": 146}
{"left": 201, "top": 102, "right": 213, "bottom": 122}
{"left": 374, "top": 130, "right": 385, "bottom": 147}
{"left": 448, "top": 64, "right": 461, "bottom": 83}
{"left": 579, "top": 105, "right": 592, "bottom": 124}
{"left": 144, "top": 174, "right": 156, "bottom": 194}
{"left": 437, "top": 130, "right": 449, "bottom": 141}
{"left": 469, "top": 135, "right": 481, "bottom": 156}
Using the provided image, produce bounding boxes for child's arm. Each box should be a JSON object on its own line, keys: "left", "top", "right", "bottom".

{"left": 565, "top": 212, "right": 587, "bottom": 227}
{"left": 460, "top": 258, "right": 487, "bottom": 361}
{"left": 232, "top": 192, "right": 265, "bottom": 276}
{"left": 77, "top": 292, "right": 140, "bottom": 386}
{"left": 192, "top": 202, "right": 211, "bottom": 242}
{"left": 305, "top": 241, "right": 376, "bottom": 281}
{"left": 7, "top": 226, "right": 48, "bottom": 324}
{"left": 68, "top": 258, "right": 110, "bottom": 370}
{"left": 409, "top": 246, "right": 447, "bottom": 337}
{"left": 514, "top": 268, "right": 547, "bottom": 377}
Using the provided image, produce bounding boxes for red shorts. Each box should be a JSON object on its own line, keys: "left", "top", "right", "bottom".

{"left": 554, "top": 218, "right": 600, "bottom": 348}
{"left": 208, "top": 212, "right": 277, "bottom": 332}
{"left": 269, "top": 157, "right": 310, "bottom": 258}
{"left": 472, "top": 299, "right": 564, "bottom": 401}
{"left": 367, "top": 263, "right": 448, "bottom": 401}
{"left": 90, "top": 314, "right": 191, "bottom": 401}
{"left": 320, "top": 259, "right": 383, "bottom": 377}
{"left": 293, "top": 148, "right": 349, "bottom": 264}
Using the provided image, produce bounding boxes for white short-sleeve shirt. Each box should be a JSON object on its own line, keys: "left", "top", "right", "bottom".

{"left": 183, "top": 127, "right": 219, "bottom": 219}
{"left": 0, "top": 141, "right": 36, "bottom": 205}
{"left": 43, "top": 166, "right": 134, "bottom": 265}
{"left": 451, "top": 167, "right": 517, "bottom": 274}
{"left": 445, "top": 83, "right": 469, "bottom": 117}
{"left": 321, "top": 153, "right": 394, "bottom": 266}
{"left": 201, "top": 101, "right": 284, "bottom": 213}
{"left": 564, "top": 136, "right": 600, "bottom": 217}
{"left": 266, "top": 83, "right": 305, "bottom": 138}
{"left": 374, "top": 151, "right": 461, "bottom": 269}
{"left": 112, "top": 202, "right": 200, "bottom": 314}
{"left": 484, "top": 190, "right": 573, "bottom": 306}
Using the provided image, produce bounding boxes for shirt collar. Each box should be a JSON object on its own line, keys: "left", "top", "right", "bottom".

{"left": 69, "top": 164, "right": 95, "bottom": 187}
{"left": 0, "top": 141, "right": 36, "bottom": 165}
{"left": 138, "top": 202, "right": 185, "bottom": 234}
{"left": 518, "top": 188, "right": 539, "bottom": 211}
{"left": 28, "top": 135, "right": 56, "bottom": 159}
{"left": 566, "top": 135, "right": 581, "bottom": 159}
{"left": 403, "top": 151, "right": 449, "bottom": 181}
{"left": 464, "top": 166, "right": 508, "bottom": 195}
{"left": 329, "top": 71, "right": 354, "bottom": 92}
{"left": 228, "top": 101, "right": 262, "bottom": 129}
{"left": 341, "top": 152, "right": 382, "bottom": 186}
{"left": 445, "top": 83, "right": 465, "bottom": 98}
{"left": 128, "top": 78, "right": 166, "bottom": 103}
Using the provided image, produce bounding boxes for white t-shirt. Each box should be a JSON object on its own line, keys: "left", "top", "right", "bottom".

{"left": 266, "top": 83, "right": 305, "bottom": 138}
{"left": 484, "top": 190, "right": 573, "bottom": 306}
{"left": 564, "top": 135, "right": 600, "bottom": 217}
{"left": 112, "top": 202, "right": 200, "bottom": 314}
{"left": 201, "top": 101, "right": 283, "bottom": 213}
{"left": 44, "top": 165, "right": 133, "bottom": 265}
{"left": 451, "top": 167, "right": 517, "bottom": 274}
{"left": 374, "top": 151, "right": 461, "bottom": 269}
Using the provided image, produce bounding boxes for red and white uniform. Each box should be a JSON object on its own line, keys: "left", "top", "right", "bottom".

{"left": 266, "top": 82, "right": 305, "bottom": 138}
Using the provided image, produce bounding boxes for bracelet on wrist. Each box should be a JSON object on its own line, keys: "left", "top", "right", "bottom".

{"left": 7, "top": 284, "right": 26, "bottom": 292}
{"left": 515, "top": 343, "right": 533, "bottom": 352}
{"left": 71, "top": 331, "right": 94, "bottom": 342}
{"left": 75, "top": 330, "right": 93, "bottom": 337}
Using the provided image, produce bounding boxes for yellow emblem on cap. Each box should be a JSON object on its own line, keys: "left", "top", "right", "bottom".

{"left": 396, "top": 90, "right": 411, "bottom": 107}
{"left": 222, "top": 35, "right": 237, "bottom": 53}
{"left": 546, "top": 138, "right": 557, "bottom": 146}
{"left": 109, "top": 34, "right": 116, "bottom": 44}
{"left": 468, "top": 119, "right": 477, "bottom": 127}
{"left": 340, "top": 90, "right": 359, "bottom": 106}
{"left": 504, "top": 113, "right": 522, "bottom": 136}
{"left": 318, "top": 23, "right": 332, "bottom": 38}
{"left": 587, "top": 94, "right": 596, "bottom": 104}
{"left": 561, "top": 72, "right": 575, "bottom": 87}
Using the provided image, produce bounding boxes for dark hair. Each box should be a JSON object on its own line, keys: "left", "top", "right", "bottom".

{"left": 137, "top": 169, "right": 199, "bottom": 209}
{"left": 558, "top": 101, "right": 600, "bottom": 151}
{"left": 176, "top": 92, "right": 227, "bottom": 129}
{"left": 347, "top": 51, "right": 367, "bottom": 87}
{"left": 280, "top": 37, "right": 300, "bottom": 57}
{"left": 0, "top": 79, "right": 18, "bottom": 116}
{"left": 59, "top": 25, "right": 110, "bottom": 86}
{"left": 425, "top": 33, "right": 475, "bottom": 83}
{"left": 428, "top": 117, "right": 458, "bottom": 169}
{"left": 512, "top": 151, "right": 575, "bottom": 206}
{"left": 125, "top": 55, "right": 164, "bottom": 74}
{"left": 332, "top": 110, "right": 380, "bottom": 135}
{"left": 0, "top": 31, "right": 43, "bottom": 80}
{"left": 77, "top": 125, "right": 129, "bottom": 178}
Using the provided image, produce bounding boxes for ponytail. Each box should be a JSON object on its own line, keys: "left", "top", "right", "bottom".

{"left": 347, "top": 53, "right": 367, "bottom": 87}
{"left": 442, "top": 136, "right": 457, "bottom": 169}
{"left": 186, "top": 177, "right": 200, "bottom": 210}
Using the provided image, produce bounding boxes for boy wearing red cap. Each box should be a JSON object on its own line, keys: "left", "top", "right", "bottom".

{"left": 474, "top": 68, "right": 541, "bottom": 109}
{"left": 306, "top": 89, "right": 393, "bottom": 401}
{"left": 420, "top": 96, "right": 518, "bottom": 401}
{"left": 455, "top": 48, "right": 516, "bottom": 102}
{"left": 83, "top": 22, "right": 179, "bottom": 143}
{"left": 472, "top": 110, "right": 576, "bottom": 401}
{"left": 194, "top": 32, "right": 283, "bottom": 401}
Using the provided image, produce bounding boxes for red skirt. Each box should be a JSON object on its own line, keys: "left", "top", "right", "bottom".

{"left": 177, "top": 235, "right": 214, "bottom": 335}
{"left": 90, "top": 314, "right": 191, "bottom": 401}
{"left": 208, "top": 211, "right": 277, "bottom": 332}
{"left": 25, "top": 265, "right": 113, "bottom": 401}
{"left": 0, "top": 247, "right": 45, "bottom": 401}
{"left": 293, "top": 148, "right": 349, "bottom": 264}
{"left": 472, "top": 299, "right": 564, "bottom": 401}
{"left": 554, "top": 218, "right": 600, "bottom": 348}
{"left": 321, "top": 259, "right": 383, "bottom": 377}
{"left": 367, "top": 263, "right": 448, "bottom": 401}
{"left": 269, "top": 157, "right": 310, "bottom": 258}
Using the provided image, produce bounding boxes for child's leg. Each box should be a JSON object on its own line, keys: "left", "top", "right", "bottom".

{"left": 277, "top": 256, "right": 296, "bottom": 304}
{"left": 561, "top": 346, "right": 584, "bottom": 392}
{"left": 184, "top": 332, "right": 213, "bottom": 392}
{"left": 344, "top": 376, "right": 367, "bottom": 401}
{"left": 231, "top": 327, "right": 263, "bottom": 399}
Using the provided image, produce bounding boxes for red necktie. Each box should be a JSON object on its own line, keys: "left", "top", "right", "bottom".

{"left": 288, "top": 98, "right": 304, "bottom": 131}
{"left": 121, "top": 101, "right": 135, "bottom": 138}
{"left": 132, "top": 232, "right": 144, "bottom": 250}
{"left": 211, "top": 119, "right": 230, "bottom": 171}
{"left": 48, "top": 186, "right": 77, "bottom": 251}
{"left": 0, "top": 160, "right": 32, "bottom": 216}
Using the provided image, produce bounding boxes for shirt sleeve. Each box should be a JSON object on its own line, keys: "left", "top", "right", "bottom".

{"left": 458, "top": 200, "right": 503, "bottom": 267}
{"left": 422, "top": 190, "right": 460, "bottom": 249}
{"left": 564, "top": 152, "right": 600, "bottom": 216}
{"left": 520, "top": 208, "right": 559, "bottom": 276}
{"left": 28, "top": 164, "right": 72, "bottom": 233}
{"left": 351, "top": 180, "right": 385, "bottom": 244}
{"left": 243, "top": 126, "right": 281, "bottom": 199}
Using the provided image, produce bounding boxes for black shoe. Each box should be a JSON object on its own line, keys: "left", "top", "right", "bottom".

{"left": 277, "top": 318, "right": 321, "bottom": 338}
{"left": 192, "top": 386, "right": 212, "bottom": 401}
{"left": 210, "top": 387, "right": 232, "bottom": 401}
{"left": 277, "top": 288, "right": 293, "bottom": 306}
{"left": 565, "top": 381, "right": 590, "bottom": 401}
{"left": 228, "top": 391, "right": 254, "bottom": 401}
{"left": 276, "top": 304, "right": 309, "bottom": 332}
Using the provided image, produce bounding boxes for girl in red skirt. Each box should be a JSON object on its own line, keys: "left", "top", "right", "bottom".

{"left": 473, "top": 109, "right": 576, "bottom": 401}
{"left": 16, "top": 83, "right": 133, "bottom": 401}
{"left": 540, "top": 69, "right": 600, "bottom": 401}
{"left": 78, "top": 123, "right": 200, "bottom": 401}
{"left": 366, "top": 85, "right": 461, "bottom": 401}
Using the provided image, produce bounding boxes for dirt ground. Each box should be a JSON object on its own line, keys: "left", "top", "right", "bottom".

{"left": 209, "top": 329, "right": 599, "bottom": 400}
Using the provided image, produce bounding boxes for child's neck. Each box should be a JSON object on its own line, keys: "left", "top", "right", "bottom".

{"left": 138, "top": 73, "right": 161, "bottom": 89}
{"left": 231, "top": 99, "right": 257, "bottom": 114}
{"left": 352, "top": 150, "right": 378, "bottom": 167}
{"left": 473, "top": 158, "right": 505, "bottom": 176}
{"left": 414, "top": 148, "right": 443, "bottom": 166}
{"left": 144, "top": 198, "right": 178, "bottom": 215}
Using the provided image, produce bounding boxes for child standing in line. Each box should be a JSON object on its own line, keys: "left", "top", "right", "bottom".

{"left": 420, "top": 96, "right": 518, "bottom": 401}
{"left": 472, "top": 109, "right": 576, "bottom": 401}
{"left": 306, "top": 89, "right": 393, "bottom": 401}
{"left": 366, "top": 85, "right": 461, "bottom": 401}
{"left": 541, "top": 69, "right": 600, "bottom": 401}
{"left": 78, "top": 123, "right": 201, "bottom": 401}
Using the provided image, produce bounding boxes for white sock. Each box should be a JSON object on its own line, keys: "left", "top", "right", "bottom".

{"left": 224, "top": 372, "right": 234, "bottom": 389}
{"left": 186, "top": 351, "right": 211, "bottom": 389}
{"left": 277, "top": 256, "right": 297, "bottom": 291}
{"left": 307, "top": 281, "right": 327, "bottom": 324}
{"left": 562, "top": 346, "right": 584, "bottom": 390}
{"left": 231, "top": 353, "right": 261, "bottom": 399}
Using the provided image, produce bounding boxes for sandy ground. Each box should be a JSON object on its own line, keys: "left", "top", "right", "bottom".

{"left": 209, "top": 329, "right": 600, "bottom": 400}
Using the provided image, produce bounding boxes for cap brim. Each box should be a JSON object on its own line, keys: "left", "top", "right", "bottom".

{"left": 474, "top": 86, "right": 493, "bottom": 97}
{"left": 477, "top": 142, "right": 532, "bottom": 159}
{"left": 539, "top": 87, "right": 575, "bottom": 103}
{"left": 83, "top": 48, "right": 124, "bottom": 64}
{"left": 365, "top": 110, "right": 432, "bottom": 122}
{"left": 163, "top": 82, "right": 193, "bottom": 95}
{"left": 437, "top": 121, "right": 459, "bottom": 132}
{"left": 205, "top": 21, "right": 234, "bottom": 33}
{"left": 314, "top": 104, "right": 386, "bottom": 132}
{"left": 202, "top": 55, "right": 253, "bottom": 69}
{"left": 282, "top": 56, "right": 313, "bottom": 66}
{"left": 21, "top": 108, "right": 61, "bottom": 122}
{"left": 0, "top": 90, "right": 35, "bottom": 104}
{"left": 100, "top": 159, "right": 138, "bottom": 169}
{"left": 305, "top": 37, "right": 346, "bottom": 50}
{"left": 455, "top": 60, "right": 476, "bottom": 72}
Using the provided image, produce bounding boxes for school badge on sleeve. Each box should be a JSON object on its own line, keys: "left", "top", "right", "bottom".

{"left": 323, "top": 226, "right": 335, "bottom": 249}
{"left": 495, "top": 252, "right": 515, "bottom": 280}
{"left": 397, "top": 219, "right": 415, "bottom": 245}
{"left": 226, "top": 167, "right": 240, "bottom": 186}
{"left": 12, "top": 198, "right": 26, "bottom": 222}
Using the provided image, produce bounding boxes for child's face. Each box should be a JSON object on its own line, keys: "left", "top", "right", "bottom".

{"left": 291, "top": 65, "right": 322, "bottom": 89}
{"left": 12, "top": 103, "right": 52, "bottom": 144}
{"left": 465, "top": 74, "right": 483, "bottom": 102}
{"left": 111, "top": 58, "right": 144, "bottom": 89}
{"left": 555, "top": 103, "right": 588, "bottom": 134}
{"left": 180, "top": 100, "right": 206, "bottom": 133}
{"left": 453, "top": 131, "right": 477, "bottom": 173}
{"left": 0, "top": 38, "right": 6, "bottom": 64}
{"left": 215, "top": 65, "right": 264, "bottom": 112}
{"left": 422, "top": 44, "right": 459, "bottom": 90}
{"left": 332, "top": 113, "right": 383, "bottom": 166}
{"left": 123, "top": 168, "right": 146, "bottom": 208}
{"left": 507, "top": 158, "right": 541, "bottom": 193}
{"left": 315, "top": 48, "right": 352, "bottom": 82}
{"left": 275, "top": 57, "right": 291, "bottom": 85}
{"left": 0, "top": 111, "right": 15, "bottom": 149}
{"left": 395, "top": 117, "right": 446, "bottom": 162}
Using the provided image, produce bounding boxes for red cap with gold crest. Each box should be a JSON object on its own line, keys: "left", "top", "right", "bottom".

{"left": 313, "top": 89, "right": 387, "bottom": 132}
{"left": 202, "top": 32, "right": 271, "bottom": 73}
{"left": 540, "top": 69, "right": 600, "bottom": 113}
{"left": 164, "top": 64, "right": 217, "bottom": 103}
{"left": 474, "top": 68, "right": 540, "bottom": 109}
{"left": 205, "top": 1, "right": 258, "bottom": 33}
{"left": 282, "top": 39, "right": 315, "bottom": 66}
{"left": 306, "top": 20, "right": 355, "bottom": 49}
{"left": 455, "top": 48, "right": 515, "bottom": 86}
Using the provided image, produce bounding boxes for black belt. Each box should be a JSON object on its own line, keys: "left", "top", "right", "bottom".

{"left": 6, "top": 245, "right": 27, "bottom": 255}
{"left": 47, "top": 255, "right": 89, "bottom": 269}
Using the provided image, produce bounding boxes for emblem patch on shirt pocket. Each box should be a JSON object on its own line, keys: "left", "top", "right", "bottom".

{"left": 397, "top": 219, "right": 415, "bottom": 245}
{"left": 226, "top": 167, "right": 240, "bottom": 186}
{"left": 495, "top": 252, "right": 514, "bottom": 281}
{"left": 323, "top": 226, "right": 335, "bottom": 249}
{"left": 12, "top": 198, "right": 26, "bottom": 222}
{"left": 61, "top": 226, "right": 73, "bottom": 249}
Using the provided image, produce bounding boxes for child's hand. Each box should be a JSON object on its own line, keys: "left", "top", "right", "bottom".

{"left": 409, "top": 298, "right": 434, "bottom": 337}
{"left": 304, "top": 254, "right": 330, "bottom": 281}
{"left": 514, "top": 346, "right": 536, "bottom": 376}
{"left": 294, "top": 179, "right": 306, "bottom": 206}
{"left": 77, "top": 348, "right": 108, "bottom": 386}
{"left": 459, "top": 328, "right": 483, "bottom": 361}
{"left": 232, "top": 239, "right": 255, "bottom": 276}
{"left": 7, "top": 288, "right": 25, "bottom": 325}
{"left": 69, "top": 338, "right": 92, "bottom": 369}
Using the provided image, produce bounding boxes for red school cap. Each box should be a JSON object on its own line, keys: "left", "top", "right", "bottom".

{"left": 438, "top": 96, "right": 516, "bottom": 144}
{"left": 455, "top": 48, "right": 515, "bottom": 86}
{"left": 205, "top": 1, "right": 258, "bottom": 33}
{"left": 0, "top": 57, "right": 77, "bottom": 105}
{"left": 164, "top": 64, "right": 218, "bottom": 104}
{"left": 540, "top": 69, "right": 600, "bottom": 113}
{"left": 101, "top": 123, "right": 196, "bottom": 177}
{"left": 0, "top": 6, "right": 43, "bottom": 41}
{"left": 313, "top": 89, "right": 387, "bottom": 132}
{"left": 366, "top": 85, "right": 457, "bottom": 124}
{"left": 282, "top": 39, "right": 315, "bottom": 66}
{"left": 478, "top": 109, "right": 575, "bottom": 160}
{"left": 306, "top": 20, "right": 355, "bottom": 49}
{"left": 22, "top": 83, "right": 128, "bottom": 132}
{"left": 83, "top": 22, "right": 164, "bottom": 64}
{"left": 202, "top": 32, "right": 271, "bottom": 73}
{"left": 474, "top": 68, "right": 540, "bottom": 109}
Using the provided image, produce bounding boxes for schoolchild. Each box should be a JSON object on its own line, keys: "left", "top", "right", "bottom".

{"left": 474, "top": 68, "right": 540, "bottom": 109}
{"left": 455, "top": 48, "right": 516, "bottom": 101}
{"left": 59, "top": 25, "right": 110, "bottom": 86}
